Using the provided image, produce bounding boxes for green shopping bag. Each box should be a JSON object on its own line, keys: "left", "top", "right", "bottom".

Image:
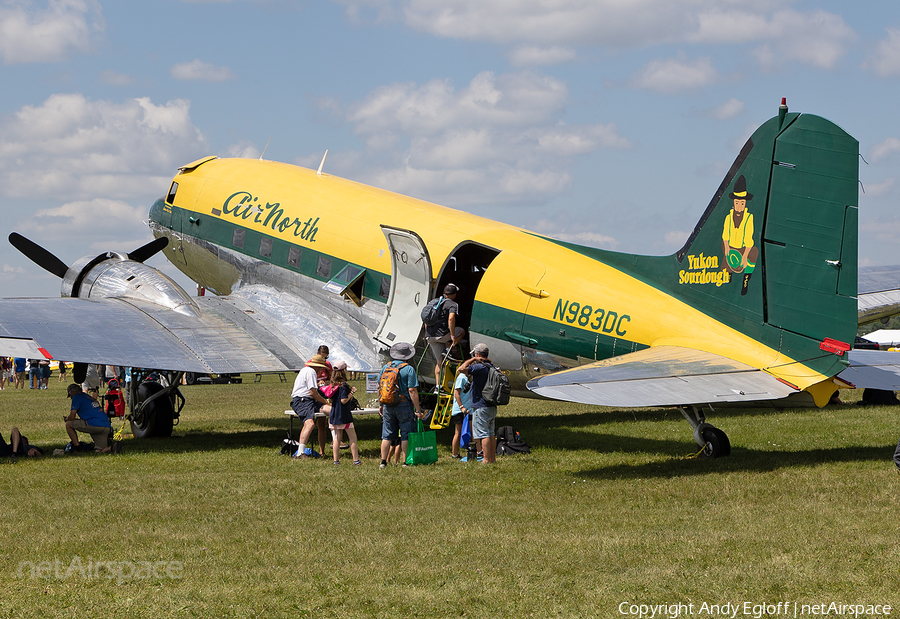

{"left": 406, "top": 419, "right": 438, "bottom": 465}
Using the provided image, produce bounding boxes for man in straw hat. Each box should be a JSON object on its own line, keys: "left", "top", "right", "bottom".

{"left": 378, "top": 342, "right": 425, "bottom": 468}
{"left": 290, "top": 354, "right": 332, "bottom": 459}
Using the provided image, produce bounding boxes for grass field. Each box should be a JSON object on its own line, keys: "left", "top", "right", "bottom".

{"left": 1, "top": 376, "right": 898, "bottom": 618}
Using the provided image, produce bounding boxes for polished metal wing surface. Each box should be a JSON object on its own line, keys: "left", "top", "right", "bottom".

{"left": 858, "top": 265, "right": 900, "bottom": 324}
{"left": 526, "top": 345, "right": 796, "bottom": 407}
{"left": 838, "top": 349, "right": 900, "bottom": 391}
{"left": 0, "top": 287, "right": 381, "bottom": 373}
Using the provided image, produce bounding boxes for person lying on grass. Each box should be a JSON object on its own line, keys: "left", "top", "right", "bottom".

{"left": 0, "top": 428, "right": 43, "bottom": 457}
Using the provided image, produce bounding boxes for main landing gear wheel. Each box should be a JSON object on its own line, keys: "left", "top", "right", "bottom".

{"left": 700, "top": 426, "right": 731, "bottom": 459}
{"left": 130, "top": 381, "right": 175, "bottom": 438}
{"left": 678, "top": 406, "right": 731, "bottom": 459}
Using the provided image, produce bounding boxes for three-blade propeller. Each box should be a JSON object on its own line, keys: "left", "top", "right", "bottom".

{"left": 8, "top": 233, "right": 169, "bottom": 278}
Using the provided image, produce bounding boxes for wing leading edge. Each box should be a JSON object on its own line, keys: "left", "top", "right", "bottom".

{"left": 526, "top": 346, "right": 797, "bottom": 407}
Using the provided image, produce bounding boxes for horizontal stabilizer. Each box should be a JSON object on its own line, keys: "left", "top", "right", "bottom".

{"left": 526, "top": 346, "right": 796, "bottom": 407}
{"left": 0, "top": 337, "right": 50, "bottom": 359}
{"left": 837, "top": 350, "right": 900, "bottom": 391}
{"left": 858, "top": 265, "right": 900, "bottom": 324}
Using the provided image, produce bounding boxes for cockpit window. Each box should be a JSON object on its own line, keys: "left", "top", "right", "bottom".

{"left": 166, "top": 182, "right": 178, "bottom": 205}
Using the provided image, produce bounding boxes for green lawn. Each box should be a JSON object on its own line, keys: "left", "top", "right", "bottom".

{"left": 1, "top": 377, "right": 898, "bottom": 618}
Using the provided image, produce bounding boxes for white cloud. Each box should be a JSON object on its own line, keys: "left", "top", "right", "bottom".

{"left": 23, "top": 198, "right": 145, "bottom": 239}
{"left": 749, "top": 10, "right": 854, "bottom": 70}
{"left": 396, "top": 0, "right": 696, "bottom": 46}
{"left": 98, "top": 69, "right": 134, "bottom": 85}
{"left": 665, "top": 230, "right": 689, "bottom": 247}
{"left": 0, "top": 0, "right": 103, "bottom": 65}
{"left": 338, "top": 71, "right": 630, "bottom": 206}
{"left": 226, "top": 141, "right": 262, "bottom": 159}
{"left": 0, "top": 93, "right": 208, "bottom": 201}
{"left": 343, "top": 1, "right": 852, "bottom": 70}
{"left": 507, "top": 46, "right": 576, "bottom": 67}
{"left": 531, "top": 219, "right": 619, "bottom": 249}
{"left": 864, "top": 177, "right": 896, "bottom": 198}
{"left": 866, "top": 28, "right": 900, "bottom": 77}
{"left": 629, "top": 55, "right": 718, "bottom": 93}
{"left": 870, "top": 137, "right": 900, "bottom": 163}
{"left": 705, "top": 98, "right": 744, "bottom": 120}
{"left": 170, "top": 59, "right": 235, "bottom": 82}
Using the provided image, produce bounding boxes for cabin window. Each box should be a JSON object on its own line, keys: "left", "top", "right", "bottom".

{"left": 287, "top": 246, "right": 301, "bottom": 268}
{"left": 259, "top": 237, "right": 273, "bottom": 258}
{"left": 166, "top": 182, "right": 178, "bottom": 205}
{"left": 323, "top": 265, "right": 366, "bottom": 306}
{"left": 316, "top": 256, "right": 332, "bottom": 279}
{"left": 379, "top": 277, "right": 391, "bottom": 300}
{"left": 232, "top": 228, "right": 245, "bottom": 249}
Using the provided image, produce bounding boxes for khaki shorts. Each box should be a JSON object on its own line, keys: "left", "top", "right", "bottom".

{"left": 72, "top": 419, "right": 111, "bottom": 450}
{"left": 427, "top": 327, "right": 465, "bottom": 361}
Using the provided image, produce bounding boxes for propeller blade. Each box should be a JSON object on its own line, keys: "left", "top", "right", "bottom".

{"left": 8, "top": 233, "right": 69, "bottom": 279}
{"left": 127, "top": 237, "right": 169, "bottom": 263}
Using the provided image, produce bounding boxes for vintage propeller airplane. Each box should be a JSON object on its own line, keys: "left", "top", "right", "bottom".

{"left": 2, "top": 100, "right": 897, "bottom": 456}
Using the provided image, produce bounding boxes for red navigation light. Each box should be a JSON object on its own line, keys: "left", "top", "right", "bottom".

{"left": 819, "top": 338, "right": 851, "bottom": 355}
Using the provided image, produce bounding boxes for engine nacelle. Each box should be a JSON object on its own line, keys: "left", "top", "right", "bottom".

{"left": 61, "top": 252, "right": 199, "bottom": 317}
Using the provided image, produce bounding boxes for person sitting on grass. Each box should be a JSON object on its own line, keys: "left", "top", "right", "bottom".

{"left": 64, "top": 383, "right": 112, "bottom": 454}
{"left": 290, "top": 355, "right": 332, "bottom": 459}
{"left": 1, "top": 428, "right": 43, "bottom": 457}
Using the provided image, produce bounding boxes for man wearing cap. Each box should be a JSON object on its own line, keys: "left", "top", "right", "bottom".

{"left": 458, "top": 343, "right": 497, "bottom": 463}
{"left": 65, "top": 383, "right": 112, "bottom": 453}
{"left": 721, "top": 174, "right": 759, "bottom": 296}
{"left": 424, "top": 283, "right": 465, "bottom": 392}
{"left": 291, "top": 354, "right": 332, "bottom": 459}
{"left": 378, "top": 342, "right": 425, "bottom": 468}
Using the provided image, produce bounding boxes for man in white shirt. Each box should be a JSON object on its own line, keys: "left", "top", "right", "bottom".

{"left": 291, "top": 355, "right": 331, "bottom": 458}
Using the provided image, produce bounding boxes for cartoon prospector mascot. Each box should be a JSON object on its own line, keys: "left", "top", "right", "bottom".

{"left": 721, "top": 175, "right": 758, "bottom": 296}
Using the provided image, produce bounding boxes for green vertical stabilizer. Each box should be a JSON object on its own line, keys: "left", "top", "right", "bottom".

{"left": 541, "top": 108, "right": 859, "bottom": 380}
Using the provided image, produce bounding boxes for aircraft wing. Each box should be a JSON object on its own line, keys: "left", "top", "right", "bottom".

{"left": 0, "top": 286, "right": 380, "bottom": 373}
{"left": 525, "top": 346, "right": 796, "bottom": 407}
{"left": 858, "top": 265, "right": 900, "bottom": 324}
{"left": 837, "top": 350, "right": 900, "bottom": 391}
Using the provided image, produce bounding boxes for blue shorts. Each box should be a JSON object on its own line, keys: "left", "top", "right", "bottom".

{"left": 472, "top": 406, "right": 497, "bottom": 440}
{"left": 381, "top": 403, "right": 415, "bottom": 441}
{"left": 291, "top": 397, "right": 319, "bottom": 423}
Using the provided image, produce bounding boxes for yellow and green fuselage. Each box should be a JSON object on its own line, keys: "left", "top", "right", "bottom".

{"left": 149, "top": 110, "right": 858, "bottom": 402}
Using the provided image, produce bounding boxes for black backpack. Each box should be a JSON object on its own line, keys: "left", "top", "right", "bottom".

{"left": 481, "top": 363, "right": 510, "bottom": 406}
{"left": 420, "top": 297, "right": 445, "bottom": 326}
{"left": 496, "top": 426, "right": 530, "bottom": 455}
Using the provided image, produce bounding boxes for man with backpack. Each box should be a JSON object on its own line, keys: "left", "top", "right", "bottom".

{"left": 378, "top": 342, "right": 425, "bottom": 469}
{"left": 423, "top": 284, "right": 465, "bottom": 392}
{"left": 458, "top": 343, "right": 501, "bottom": 463}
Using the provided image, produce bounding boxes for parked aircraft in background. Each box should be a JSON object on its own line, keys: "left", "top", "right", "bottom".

{"left": 2, "top": 100, "right": 896, "bottom": 456}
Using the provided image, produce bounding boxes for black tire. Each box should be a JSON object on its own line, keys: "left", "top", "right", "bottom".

{"left": 184, "top": 372, "right": 198, "bottom": 386}
{"left": 700, "top": 427, "right": 731, "bottom": 458}
{"left": 130, "top": 381, "right": 175, "bottom": 438}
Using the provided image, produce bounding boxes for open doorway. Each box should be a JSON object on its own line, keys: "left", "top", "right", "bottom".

{"left": 433, "top": 241, "right": 499, "bottom": 335}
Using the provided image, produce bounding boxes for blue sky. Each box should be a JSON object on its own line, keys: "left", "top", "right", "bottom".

{"left": 1, "top": 0, "right": 898, "bottom": 297}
